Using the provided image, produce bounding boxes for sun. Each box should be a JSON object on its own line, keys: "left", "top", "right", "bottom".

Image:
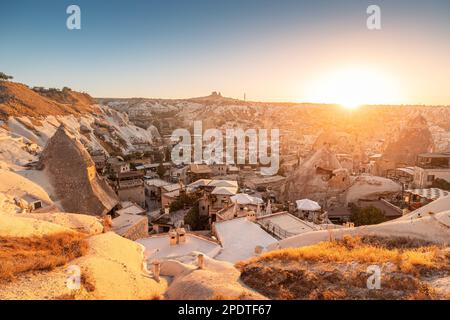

{"left": 305, "top": 67, "right": 401, "bottom": 108}
{"left": 341, "top": 101, "right": 360, "bottom": 110}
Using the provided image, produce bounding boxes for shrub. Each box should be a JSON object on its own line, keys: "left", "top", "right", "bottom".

{"left": 350, "top": 204, "right": 388, "bottom": 226}
{"left": 0, "top": 232, "right": 88, "bottom": 283}
{"left": 0, "top": 72, "right": 13, "bottom": 81}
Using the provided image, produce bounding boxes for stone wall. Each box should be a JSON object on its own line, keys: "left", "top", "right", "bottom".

{"left": 120, "top": 216, "right": 149, "bottom": 241}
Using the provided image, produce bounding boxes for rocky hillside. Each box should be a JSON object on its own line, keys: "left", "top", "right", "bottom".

{"left": 238, "top": 235, "right": 449, "bottom": 300}
{"left": 0, "top": 82, "right": 161, "bottom": 169}
{"left": 102, "top": 95, "right": 450, "bottom": 168}
{"left": 377, "top": 115, "right": 435, "bottom": 174}
{"left": 0, "top": 82, "right": 97, "bottom": 121}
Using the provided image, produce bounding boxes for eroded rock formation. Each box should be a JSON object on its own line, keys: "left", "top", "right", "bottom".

{"left": 39, "top": 125, "right": 119, "bottom": 216}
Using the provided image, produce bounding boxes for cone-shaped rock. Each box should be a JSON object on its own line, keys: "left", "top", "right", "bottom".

{"left": 39, "top": 125, "right": 119, "bottom": 216}
{"left": 377, "top": 115, "right": 434, "bottom": 174}
{"left": 281, "top": 145, "right": 350, "bottom": 203}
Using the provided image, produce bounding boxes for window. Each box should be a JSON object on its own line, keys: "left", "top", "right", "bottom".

{"left": 427, "top": 175, "right": 435, "bottom": 182}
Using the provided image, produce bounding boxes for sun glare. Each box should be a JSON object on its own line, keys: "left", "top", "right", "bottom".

{"left": 305, "top": 67, "right": 401, "bottom": 109}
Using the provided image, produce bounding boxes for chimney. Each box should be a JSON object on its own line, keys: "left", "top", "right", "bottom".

{"left": 246, "top": 210, "right": 256, "bottom": 222}
{"left": 197, "top": 254, "right": 205, "bottom": 269}
{"left": 169, "top": 230, "right": 177, "bottom": 245}
{"left": 254, "top": 245, "right": 263, "bottom": 255}
{"left": 177, "top": 228, "right": 186, "bottom": 244}
{"left": 288, "top": 202, "right": 296, "bottom": 214}
{"left": 152, "top": 260, "right": 160, "bottom": 282}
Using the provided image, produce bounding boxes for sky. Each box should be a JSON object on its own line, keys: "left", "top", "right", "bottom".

{"left": 1, "top": 0, "right": 450, "bottom": 105}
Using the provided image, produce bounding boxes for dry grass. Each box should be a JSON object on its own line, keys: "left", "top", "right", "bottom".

{"left": 0, "top": 81, "right": 96, "bottom": 121}
{"left": 237, "top": 236, "right": 449, "bottom": 300}
{"left": 212, "top": 292, "right": 257, "bottom": 300}
{"left": 237, "top": 235, "right": 448, "bottom": 274}
{"left": 101, "top": 215, "right": 113, "bottom": 232}
{"left": 0, "top": 232, "right": 89, "bottom": 283}
{"left": 54, "top": 293, "right": 76, "bottom": 300}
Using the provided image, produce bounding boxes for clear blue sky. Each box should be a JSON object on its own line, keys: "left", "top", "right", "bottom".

{"left": 1, "top": 0, "right": 450, "bottom": 104}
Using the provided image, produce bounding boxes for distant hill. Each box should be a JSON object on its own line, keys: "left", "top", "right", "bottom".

{"left": 0, "top": 81, "right": 97, "bottom": 121}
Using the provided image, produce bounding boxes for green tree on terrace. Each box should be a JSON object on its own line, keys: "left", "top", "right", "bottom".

{"left": 184, "top": 205, "right": 209, "bottom": 230}
{"left": 0, "top": 72, "right": 13, "bottom": 81}
{"left": 350, "top": 204, "right": 388, "bottom": 226}
{"left": 431, "top": 178, "right": 450, "bottom": 191}
{"left": 156, "top": 162, "right": 166, "bottom": 178}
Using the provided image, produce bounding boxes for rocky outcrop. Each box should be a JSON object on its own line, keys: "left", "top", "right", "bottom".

{"left": 345, "top": 175, "right": 401, "bottom": 204}
{"left": 377, "top": 115, "right": 434, "bottom": 174}
{"left": 39, "top": 125, "right": 119, "bottom": 216}
{"left": 0, "top": 81, "right": 97, "bottom": 121}
{"left": 281, "top": 146, "right": 351, "bottom": 204}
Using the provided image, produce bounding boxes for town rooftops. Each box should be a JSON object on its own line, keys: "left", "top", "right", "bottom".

{"left": 162, "top": 189, "right": 180, "bottom": 199}
{"left": 256, "top": 212, "right": 317, "bottom": 236}
{"left": 116, "top": 202, "right": 146, "bottom": 216}
{"left": 396, "top": 167, "right": 415, "bottom": 175}
{"left": 188, "top": 179, "right": 238, "bottom": 193}
{"left": 230, "top": 193, "right": 263, "bottom": 205}
{"left": 111, "top": 213, "right": 148, "bottom": 240}
{"left": 151, "top": 209, "right": 186, "bottom": 226}
{"left": 162, "top": 183, "right": 183, "bottom": 193}
{"left": 189, "top": 164, "right": 212, "bottom": 174}
{"left": 145, "top": 178, "right": 171, "bottom": 187}
{"left": 327, "top": 206, "right": 352, "bottom": 218}
{"left": 406, "top": 188, "right": 449, "bottom": 201}
{"left": 214, "top": 217, "right": 277, "bottom": 263}
{"left": 137, "top": 233, "right": 221, "bottom": 261}
{"left": 211, "top": 186, "right": 238, "bottom": 196}
{"left": 208, "top": 180, "right": 238, "bottom": 188}
{"left": 135, "top": 162, "right": 172, "bottom": 170}
{"left": 118, "top": 171, "right": 143, "bottom": 179}
{"left": 188, "top": 179, "right": 212, "bottom": 188}
{"left": 246, "top": 175, "right": 286, "bottom": 186}
{"left": 357, "top": 199, "right": 403, "bottom": 218}
{"left": 399, "top": 194, "right": 450, "bottom": 220}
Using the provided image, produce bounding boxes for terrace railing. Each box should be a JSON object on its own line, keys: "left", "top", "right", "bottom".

{"left": 257, "top": 220, "right": 297, "bottom": 240}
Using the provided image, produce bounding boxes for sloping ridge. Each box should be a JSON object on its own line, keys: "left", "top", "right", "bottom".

{"left": 39, "top": 125, "right": 119, "bottom": 216}
{"left": 0, "top": 81, "right": 97, "bottom": 120}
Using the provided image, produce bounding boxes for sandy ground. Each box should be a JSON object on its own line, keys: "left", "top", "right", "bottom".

{"left": 0, "top": 213, "right": 167, "bottom": 300}
{"left": 17, "top": 212, "right": 104, "bottom": 235}
{"left": 161, "top": 252, "right": 267, "bottom": 300}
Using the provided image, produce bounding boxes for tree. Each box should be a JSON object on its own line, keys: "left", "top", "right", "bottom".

{"left": 350, "top": 205, "right": 388, "bottom": 226}
{"left": 184, "top": 205, "right": 209, "bottom": 230}
{"left": 431, "top": 178, "right": 450, "bottom": 191}
{"left": 164, "top": 147, "right": 171, "bottom": 162}
{"left": 169, "top": 192, "right": 199, "bottom": 213}
{"left": 0, "top": 72, "right": 13, "bottom": 81}
{"left": 156, "top": 162, "right": 166, "bottom": 178}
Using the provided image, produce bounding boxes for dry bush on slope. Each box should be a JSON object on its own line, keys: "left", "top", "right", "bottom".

{"left": 237, "top": 236, "right": 448, "bottom": 274}
{"left": 237, "top": 236, "right": 449, "bottom": 300}
{"left": 0, "top": 232, "right": 88, "bottom": 283}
